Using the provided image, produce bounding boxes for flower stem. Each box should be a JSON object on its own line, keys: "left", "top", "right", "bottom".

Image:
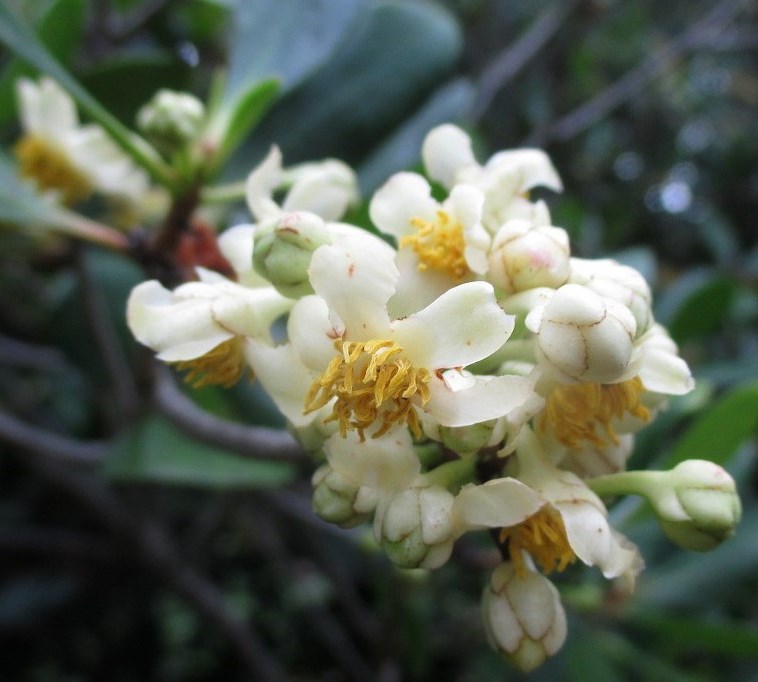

{"left": 425, "top": 456, "right": 477, "bottom": 492}
{"left": 587, "top": 470, "right": 664, "bottom": 499}
{"left": 201, "top": 181, "right": 246, "bottom": 204}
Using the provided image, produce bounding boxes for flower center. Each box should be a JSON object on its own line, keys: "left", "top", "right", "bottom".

{"left": 171, "top": 337, "right": 248, "bottom": 389}
{"left": 499, "top": 505, "right": 576, "bottom": 576}
{"left": 400, "top": 210, "right": 468, "bottom": 279}
{"left": 305, "top": 339, "right": 431, "bottom": 441}
{"left": 538, "top": 377, "right": 650, "bottom": 450}
{"left": 14, "top": 134, "right": 92, "bottom": 205}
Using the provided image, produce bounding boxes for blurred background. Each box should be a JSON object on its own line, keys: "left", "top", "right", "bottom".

{"left": 0, "top": 0, "right": 757, "bottom": 680}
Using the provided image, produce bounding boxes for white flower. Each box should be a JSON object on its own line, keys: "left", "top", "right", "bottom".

{"left": 482, "top": 561, "right": 567, "bottom": 672}
{"left": 369, "top": 172, "right": 489, "bottom": 314}
{"left": 421, "top": 124, "right": 562, "bottom": 232}
{"left": 488, "top": 219, "right": 571, "bottom": 294}
{"left": 246, "top": 145, "right": 358, "bottom": 223}
{"left": 453, "top": 428, "right": 643, "bottom": 591}
{"left": 15, "top": 77, "right": 149, "bottom": 205}
{"left": 126, "top": 268, "right": 292, "bottom": 388}
{"left": 285, "top": 235, "right": 536, "bottom": 440}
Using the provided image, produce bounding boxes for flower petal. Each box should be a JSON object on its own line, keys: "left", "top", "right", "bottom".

{"left": 484, "top": 149, "right": 563, "bottom": 194}
{"left": 393, "top": 281, "right": 514, "bottom": 368}
{"left": 287, "top": 295, "right": 344, "bottom": 371}
{"left": 453, "top": 478, "right": 544, "bottom": 533}
{"left": 369, "top": 172, "right": 438, "bottom": 240}
{"left": 422, "top": 124, "right": 477, "bottom": 188}
{"left": 245, "top": 145, "right": 283, "bottom": 221}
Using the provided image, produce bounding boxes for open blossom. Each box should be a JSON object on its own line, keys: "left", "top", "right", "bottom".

{"left": 14, "top": 77, "right": 148, "bottom": 206}
{"left": 246, "top": 145, "right": 359, "bottom": 223}
{"left": 282, "top": 233, "right": 537, "bottom": 440}
{"left": 421, "top": 123, "right": 562, "bottom": 231}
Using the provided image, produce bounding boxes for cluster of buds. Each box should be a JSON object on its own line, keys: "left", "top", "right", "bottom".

{"left": 126, "top": 124, "right": 740, "bottom": 671}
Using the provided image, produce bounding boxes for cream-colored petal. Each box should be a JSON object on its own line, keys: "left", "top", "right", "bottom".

{"left": 287, "top": 295, "right": 344, "bottom": 371}
{"left": 17, "top": 77, "right": 78, "bottom": 135}
{"left": 485, "top": 148, "right": 563, "bottom": 194}
{"left": 393, "top": 281, "right": 513, "bottom": 368}
{"left": 308, "top": 235, "right": 396, "bottom": 339}
{"left": 387, "top": 246, "right": 457, "bottom": 318}
{"left": 453, "top": 478, "right": 544, "bottom": 533}
{"left": 244, "top": 341, "right": 315, "bottom": 427}
{"left": 245, "top": 145, "right": 283, "bottom": 221}
{"left": 421, "top": 124, "right": 477, "bottom": 188}
{"left": 424, "top": 373, "right": 537, "bottom": 427}
{"left": 369, "top": 172, "right": 438, "bottom": 240}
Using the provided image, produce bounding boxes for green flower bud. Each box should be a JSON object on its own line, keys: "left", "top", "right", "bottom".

{"left": 482, "top": 562, "right": 567, "bottom": 672}
{"left": 655, "top": 460, "right": 741, "bottom": 552}
{"left": 311, "top": 465, "right": 373, "bottom": 528}
{"left": 136, "top": 89, "right": 205, "bottom": 154}
{"left": 378, "top": 486, "right": 455, "bottom": 569}
{"left": 253, "top": 212, "right": 332, "bottom": 298}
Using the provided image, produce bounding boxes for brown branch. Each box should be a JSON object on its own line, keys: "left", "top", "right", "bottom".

{"left": 153, "top": 366, "right": 306, "bottom": 464}
{"left": 527, "top": 0, "right": 751, "bottom": 145}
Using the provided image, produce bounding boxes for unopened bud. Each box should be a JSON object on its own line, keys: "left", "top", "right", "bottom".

{"left": 654, "top": 460, "right": 741, "bottom": 551}
{"left": 527, "top": 283, "right": 637, "bottom": 383}
{"left": 482, "top": 562, "right": 567, "bottom": 672}
{"left": 253, "top": 211, "right": 331, "bottom": 298}
{"left": 378, "top": 486, "right": 456, "bottom": 569}
{"left": 137, "top": 89, "right": 205, "bottom": 154}
{"left": 311, "top": 465, "right": 374, "bottom": 528}
{"left": 488, "top": 220, "right": 570, "bottom": 294}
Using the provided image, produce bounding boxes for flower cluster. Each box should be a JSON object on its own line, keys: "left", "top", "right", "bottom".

{"left": 126, "top": 124, "right": 740, "bottom": 671}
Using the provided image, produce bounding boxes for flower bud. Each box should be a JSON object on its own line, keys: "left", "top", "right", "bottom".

{"left": 378, "top": 486, "right": 456, "bottom": 569}
{"left": 136, "top": 89, "right": 205, "bottom": 154}
{"left": 482, "top": 562, "right": 567, "bottom": 672}
{"left": 653, "top": 460, "right": 741, "bottom": 551}
{"left": 311, "top": 465, "right": 374, "bottom": 528}
{"left": 570, "top": 257, "right": 653, "bottom": 336}
{"left": 253, "top": 212, "right": 332, "bottom": 298}
{"left": 488, "top": 220, "right": 570, "bottom": 294}
{"left": 527, "top": 283, "right": 637, "bottom": 383}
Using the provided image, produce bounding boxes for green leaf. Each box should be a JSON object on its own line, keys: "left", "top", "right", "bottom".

{"left": 665, "top": 382, "right": 758, "bottom": 467}
{"left": 106, "top": 415, "right": 295, "bottom": 489}
{"left": 230, "top": 0, "right": 462, "bottom": 174}
{"left": 0, "top": 3, "right": 175, "bottom": 188}
{"left": 223, "top": 0, "right": 367, "bottom": 102}
{"left": 0, "top": 0, "right": 86, "bottom": 128}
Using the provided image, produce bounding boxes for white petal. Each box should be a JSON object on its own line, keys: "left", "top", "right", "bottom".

{"left": 209, "top": 284, "right": 292, "bottom": 341}
{"left": 485, "top": 148, "right": 563, "bottom": 194}
{"left": 126, "top": 280, "right": 231, "bottom": 360}
{"left": 393, "top": 281, "right": 513, "bottom": 368}
{"left": 326, "top": 427, "right": 420, "bottom": 492}
{"left": 453, "top": 478, "right": 544, "bottom": 532}
{"left": 369, "top": 172, "right": 438, "bottom": 240}
{"left": 245, "top": 145, "right": 283, "bottom": 221}
{"left": 217, "top": 224, "right": 256, "bottom": 279}
{"left": 17, "top": 77, "right": 78, "bottom": 135}
{"left": 283, "top": 159, "right": 357, "bottom": 221}
{"left": 387, "top": 246, "right": 457, "bottom": 318}
{"left": 287, "top": 295, "right": 344, "bottom": 371}
{"left": 422, "top": 124, "right": 477, "bottom": 188}
{"left": 244, "top": 341, "right": 315, "bottom": 427}
{"left": 424, "top": 373, "right": 538, "bottom": 427}
{"left": 308, "top": 236, "right": 397, "bottom": 339}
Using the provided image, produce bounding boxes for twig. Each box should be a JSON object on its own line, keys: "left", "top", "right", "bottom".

{"left": 77, "top": 250, "right": 141, "bottom": 423}
{"left": 154, "top": 367, "right": 306, "bottom": 464}
{"left": 7, "top": 441, "right": 285, "bottom": 681}
{"left": 471, "top": 0, "right": 582, "bottom": 122}
{"left": 0, "top": 407, "right": 108, "bottom": 466}
{"left": 0, "top": 333, "right": 68, "bottom": 373}
{"left": 527, "top": 0, "right": 751, "bottom": 145}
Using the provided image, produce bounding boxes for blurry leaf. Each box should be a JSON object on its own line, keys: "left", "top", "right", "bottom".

{"left": 357, "top": 78, "right": 475, "bottom": 194}
{"left": 0, "top": 3, "right": 174, "bottom": 187}
{"left": 0, "top": 0, "right": 86, "bottom": 128}
{"left": 233, "top": 0, "right": 463, "bottom": 173}
{"left": 223, "top": 0, "right": 367, "bottom": 102}
{"left": 81, "top": 51, "right": 189, "bottom": 125}
{"left": 624, "top": 612, "right": 758, "bottom": 658}
{"left": 665, "top": 382, "right": 758, "bottom": 467}
{"left": 107, "top": 415, "right": 295, "bottom": 488}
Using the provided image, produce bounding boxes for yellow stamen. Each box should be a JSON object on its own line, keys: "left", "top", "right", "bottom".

{"left": 400, "top": 210, "right": 468, "bottom": 279}
{"left": 171, "top": 337, "right": 248, "bottom": 389}
{"left": 498, "top": 505, "right": 576, "bottom": 577}
{"left": 538, "top": 377, "right": 650, "bottom": 450}
{"left": 305, "top": 339, "right": 431, "bottom": 441}
{"left": 14, "top": 134, "right": 92, "bottom": 206}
